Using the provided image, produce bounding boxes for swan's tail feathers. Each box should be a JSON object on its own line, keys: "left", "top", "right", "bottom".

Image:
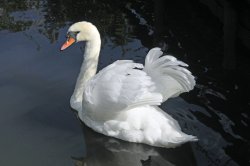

{"left": 144, "top": 47, "right": 196, "bottom": 101}
{"left": 174, "top": 134, "right": 198, "bottom": 143}
{"left": 161, "top": 133, "right": 198, "bottom": 148}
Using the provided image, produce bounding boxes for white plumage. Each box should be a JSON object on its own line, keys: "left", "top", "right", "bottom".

{"left": 61, "top": 21, "right": 197, "bottom": 148}
{"left": 144, "top": 48, "right": 195, "bottom": 101}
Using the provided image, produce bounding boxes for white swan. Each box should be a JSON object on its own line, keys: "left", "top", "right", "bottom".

{"left": 60, "top": 21, "right": 198, "bottom": 147}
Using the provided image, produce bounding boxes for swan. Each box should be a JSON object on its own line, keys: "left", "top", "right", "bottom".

{"left": 60, "top": 21, "right": 198, "bottom": 147}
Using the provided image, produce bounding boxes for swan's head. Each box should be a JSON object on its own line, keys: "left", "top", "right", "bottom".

{"left": 60, "top": 21, "right": 99, "bottom": 51}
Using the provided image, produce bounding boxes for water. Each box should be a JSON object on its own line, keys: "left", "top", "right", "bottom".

{"left": 0, "top": 0, "right": 249, "bottom": 165}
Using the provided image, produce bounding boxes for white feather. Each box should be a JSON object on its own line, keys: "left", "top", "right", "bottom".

{"left": 144, "top": 47, "right": 196, "bottom": 101}
{"left": 83, "top": 60, "right": 163, "bottom": 115}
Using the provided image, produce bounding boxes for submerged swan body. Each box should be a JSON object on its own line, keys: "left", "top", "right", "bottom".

{"left": 61, "top": 21, "right": 198, "bottom": 147}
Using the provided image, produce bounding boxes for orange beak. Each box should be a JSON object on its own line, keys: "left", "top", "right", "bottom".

{"left": 60, "top": 37, "right": 76, "bottom": 51}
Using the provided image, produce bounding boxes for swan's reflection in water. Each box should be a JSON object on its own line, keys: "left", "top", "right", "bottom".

{"left": 72, "top": 113, "right": 196, "bottom": 166}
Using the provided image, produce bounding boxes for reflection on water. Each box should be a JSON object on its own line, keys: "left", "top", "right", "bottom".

{"left": 0, "top": 0, "right": 249, "bottom": 166}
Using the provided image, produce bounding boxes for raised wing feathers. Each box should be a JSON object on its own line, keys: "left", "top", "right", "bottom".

{"left": 144, "top": 48, "right": 195, "bottom": 101}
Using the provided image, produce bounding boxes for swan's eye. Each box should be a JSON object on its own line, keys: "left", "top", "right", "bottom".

{"left": 67, "top": 31, "right": 80, "bottom": 41}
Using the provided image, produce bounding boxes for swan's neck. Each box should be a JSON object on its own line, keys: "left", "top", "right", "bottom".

{"left": 70, "top": 37, "right": 101, "bottom": 108}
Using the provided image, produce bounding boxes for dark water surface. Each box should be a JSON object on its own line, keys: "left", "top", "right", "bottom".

{"left": 0, "top": 0, "right": 249, "bottom": 166}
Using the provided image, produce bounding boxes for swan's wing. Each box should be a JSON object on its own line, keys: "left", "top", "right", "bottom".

{"left": 144, "top": 47, "right": 195, "bottom": 101}
{"left": 84, "top": 60, "right": 163, "bottom": 113}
